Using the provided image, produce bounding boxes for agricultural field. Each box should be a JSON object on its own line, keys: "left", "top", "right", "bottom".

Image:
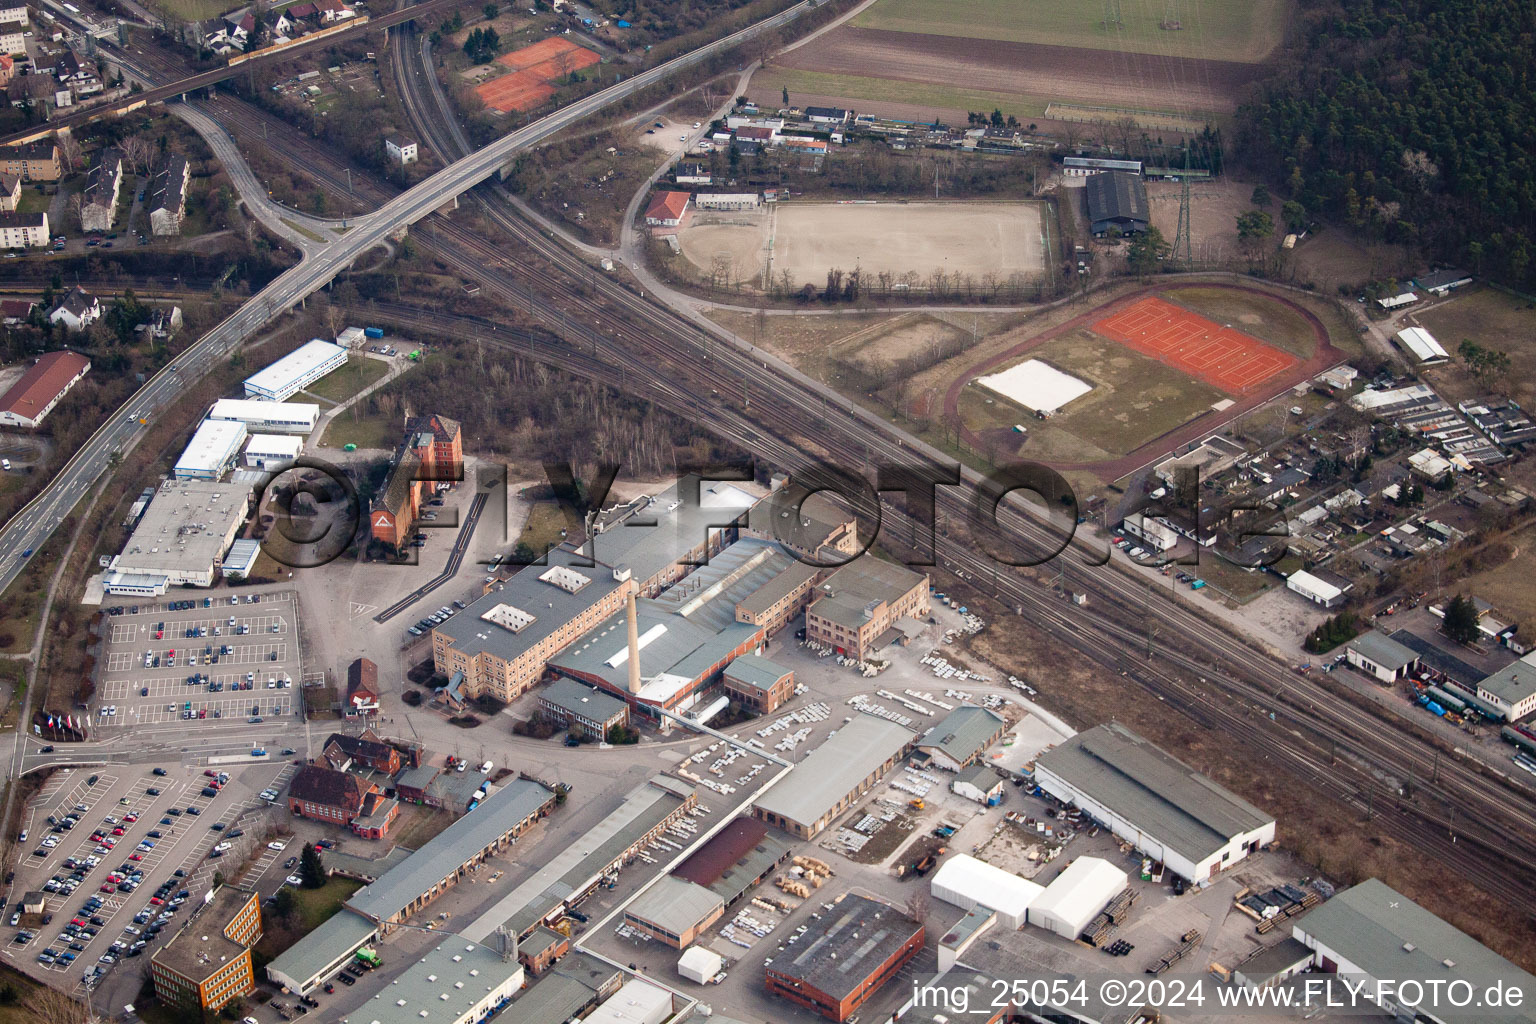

{"left": 677, "top": 201, "right": 1045, "bottom": 291}
{"left": 758, "top": 25, "right": 1263, "bottom": 130}
{"left": 851, "top": 0, "right": 1292, "bottom": 63}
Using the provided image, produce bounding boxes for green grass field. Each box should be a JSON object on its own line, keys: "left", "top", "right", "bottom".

{"left": 851, "top": 0, "right": 1291, "bottom": 63}
{"left": 961, "top": 329, "right": 1226, "bottom": 463}
{"left": 292, "top": 876, "right": 364, "bottom": 932}
{"left": 755, "top": 66, "right": 1055, "bottom": 120}
{"left": 302, "top": 358, "right": 389, "bottom": 404}
{"left": 320, "top": 410, "right": 395, "bottom": 450}
{"left": 147, "top": 0, "right": 236, "bottom": 22}
{"left": 1416, "top": 287, "right": 1536, "bottom": 407}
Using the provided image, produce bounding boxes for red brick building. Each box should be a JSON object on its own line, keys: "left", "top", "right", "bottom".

{"left": 345, "top": 658, "right": 380, "bottom": 717}
{"left": 370, "top": 413, "right": 462, "bottom": 549}
{"left": 322, "top": 728, "right": 402, "bottom": 775}
{"left": 288, "top": 765, "right": 374, "bottom": 826}
{"left": 765, "top": 894, "right": 923, "bottom": 1022}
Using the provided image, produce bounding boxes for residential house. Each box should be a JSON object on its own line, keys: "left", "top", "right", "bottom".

{"left": 322, "top": 728, "right": 403, "bottom": 775}
{"left": 147, "top": 154, "right": 190, "bottom": 236}
{"left": 345, "top": 658, "right": 381, "bottom": 717}
{"left": 0, "top": 297, "right": 33, "bottom": 322}
{"left": 79, "top": 148, "right": 123, "bottom": 234}
{"left": 314, "top": 0, "right": 356, "bottom": 21}
{"left": 384, "top": 133, "right": 418, "bottom": 165}
{"left": 0, "top": 143, "right": 58, "bottom": 183}
{"left": 0, "top": 209, "right": 47, "bottom": 248}
{"left": 643, "top": 190, "right": 690, "bottom": 228}
{"left": 0, "top": 6, "right": 28, "bottom": 28}
{"left": 0, "top": 27, "right": 22, "bottom": 56}
{"left": 0, "top": 54, "right": 14, "bottom": 90}
{"left": 0, "top": 171, "right": 18, "bottom": 212}
{"left": 49, "top": 286, "right": 99, "bottom": 331}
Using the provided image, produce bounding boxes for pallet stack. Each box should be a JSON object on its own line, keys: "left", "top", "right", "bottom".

{"left": 1146, "top": 929, "right": 1202, "bottom": 975}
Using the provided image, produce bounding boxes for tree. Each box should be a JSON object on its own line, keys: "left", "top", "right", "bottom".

{"left": 270, "top": 885, "right": 298, "bottom": 921}
{"left": 299, "top": 844, "right": 325, "bottom": 888}
{"left": 1458, "top": 340, "right": 1511, "bottom": 387}
{"left": 1250, "top": 184, "right": 1271, "bottom": 207}
{"left": 1281, "top": 199, "right": 1306, "bottom": 233}
{"left": 1126, "top": 226, "right": 1170, "bottom": 275}
{"left": 483, "top": 1, "right": 498, "bottom": 17}
{"left": 781, "top": 86, "right": 788, "bottom": 106}
{"left": 1442, "top": 594, "right": 1481, "bottom": 645}
{"left": 1236, "top": 209, "right": 1274, "bottom": 260}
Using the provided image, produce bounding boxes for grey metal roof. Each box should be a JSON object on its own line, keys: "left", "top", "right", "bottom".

{"left": 704, "top": 831, "right": 789, "bottom": 905}
{"left": 809, "top": 557, "right": 928, "bottom": 630}
{"left": 1296, "top": 878, "right": 1536, "bottom": 1023}
{"left": 772, "top": 894, "right": 921, "bottom": 1002}
{"left": 346, "top": 779, "right": 553, "bottom": 923}
{"left": 1085, "top": 171, "right": 1149, "bottom": 228}
{"left": 539, "top": 677, "right": 629, "bottom": 724}
{"left": 267, "top": 908, "right": 377, "bottom": 990}
{"left": 735, "top": 558, "right": 819, "bottom": 615}
{"left": 586, "top": 478, "right": 756, "bottom": 586}
{"left": 753, "top": 713, "right": 914, "bottom": 829}
{"left": 503, "top": 952, "right": 619, "bottom": 1024}
{"left": 1235, "top": 936, "right": 1311, "bottom": 984}
{"left": 919, "top": 706, "right": 1005, "bottom": 763}
{"left": 1346, "top": 631, "right": 1418, "bottom": 672}
{"left": 723, "top": 654, "right": 790, "bottom": 690}
{"left": 952, "top": 763, "right": 999, "bottom": 790}
{"left": 339, "top": 936, "right": 522, "bottom": 1024}
{"left": 1477, "top": 654, "right": 1536, "bottom": 706}
{"left": 624, "top": 875, "right": 724, "bottom": 935}
{"left": 1035, "top": 722, "right": 1273, "bottom": 863}
{"left": 435, "top": 546, "right": 626, "bottom": 664}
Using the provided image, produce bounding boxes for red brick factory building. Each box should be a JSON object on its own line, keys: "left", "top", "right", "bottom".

{"left": 765, "top": 893, "right": 924, "bottom": 1021}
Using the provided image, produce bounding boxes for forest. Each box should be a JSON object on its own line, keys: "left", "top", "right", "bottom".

{"left": 1236, "top": 0, "right": 1535, "bottom": 290}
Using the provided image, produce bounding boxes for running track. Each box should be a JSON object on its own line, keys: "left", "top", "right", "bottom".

{"left": 940, "top": 283, "right": 1345, "bottom": 482}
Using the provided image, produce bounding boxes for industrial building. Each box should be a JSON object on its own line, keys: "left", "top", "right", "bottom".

{"left": 338, "top": 936, "right": 523, "bottom": 1024}
{"left": 584, "top": 978, "right": 675, "bottom": 1024}
{"left": 1344, "top": 631, "right": 1420, "bottom": 683}
{"left": 267, "top": 779, "right": 555, "bottom": 994}
{"left": 1034, "top": 722, "right": 1276, "bottom": 883}
{"left": 1475, "top": 652, "right": 1536, "bottom": 722}
{"left": 104, "top": 479, "right": 252, "bottom": 593}
{"left": 621, "top": 875, "right": 725, "bottom": 948}
{"left": 1026, "top": 856, "right": 1128, "bottom": 939}
{"left": 243, "top": 433, "right": 303, "bottom": 469}
{"left": 671, "top": 816, "right": 790, "bottom": 909}
{"left": 173, "top": 419, "right": 247, "bottom": 480}
{"left": 149, "top": 885, "right": 262, "bottom": 1012}
{"left": 951, "top": 763, "right": 1004, "bottom": 804}
{"left": 457, "top": 776, "right": 697, "bottom": 944}
{"left": 1292, "top": 878, "right": 1536, "bottom": 1023}
{"left": 721, "top": 654, "right": 794, "bottom": 713}
{"left": 765, "top": 893, "right": 924, "bottom": 1022}
{"left": 931, "top": 854, "right": 1043, "bottom": 930}
{"left": 1084, "top": 170, "right": 1149, "bottom": 235}
{"left": 804, "top": 557, "right": 930, "bottom": 661}
{"left": 502, "top": 951, "right": 623, "bottom": 1024}
{"left": 537, "top": 678, "right": 630, "bottom": 735}
{"left": 243, "top": 339, "right": 348, "bottom": 401}
{"left": 208, "top": 398, "right": 319, "bottom": 434}
{"left": 0, "top": 350, "right": 90, "bottom": 428}
{"left": 678, "top": 946, "right": 723, "bottom": 985}
{"left": 1285, "top": 568, "right": 1354, "bottom": 609}
{"left": 1396, "top": 326, "right": 1450, "bottom": 365}
{"left": 752, "top": 713, "right": 915, "bottom": 838}
{"left": 913, "top": 705, "right": 1006, "bottom": 771}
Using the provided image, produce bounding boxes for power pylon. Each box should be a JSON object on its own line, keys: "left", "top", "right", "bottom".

{"left": 1171, "top": 149, "right": 1194, "bottom": 263}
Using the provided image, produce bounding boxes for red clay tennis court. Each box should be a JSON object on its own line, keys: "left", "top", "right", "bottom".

{"left": 475, "top": 38, "right": 600, "bottom": 112}
{"left": 1093, "top": 296, "right": 1298, "bottom": 393}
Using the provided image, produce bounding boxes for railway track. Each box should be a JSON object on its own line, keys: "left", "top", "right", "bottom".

{"left": 137, "top": 42, "right": 1536, "bottom": 913}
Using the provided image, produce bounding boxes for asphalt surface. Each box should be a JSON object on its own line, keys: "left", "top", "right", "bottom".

{"left": 373, "top": 490, "right": 488, "bottom": 623}
{"left": 0, "top": 0, "right": 820, "bottom": 598}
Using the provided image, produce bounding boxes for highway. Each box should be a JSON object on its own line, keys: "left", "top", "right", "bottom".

{"left": 0, "top": 0, "right": 822, "bottom": 598}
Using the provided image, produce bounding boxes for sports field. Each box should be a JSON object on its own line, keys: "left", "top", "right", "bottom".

{"left": 851, "top": 0, "right": 1291, "bottom": 63}
{"left": 678, "top": 201, "right": 1044, "bottom": 288}
{"left": 1093, "top": 296, "right": 1297, "bottom": 394}
{"left": 474, "top": 38, "right": 599, "bottom": 112}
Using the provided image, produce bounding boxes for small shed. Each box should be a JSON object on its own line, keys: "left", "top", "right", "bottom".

{"left": 951, "top": 763, "right": 1004, "bottom": 805}
{"left": 21, "top": 891, "right": 47, "bottom": 914}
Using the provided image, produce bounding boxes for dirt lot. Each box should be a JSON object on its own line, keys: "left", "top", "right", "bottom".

{"left": 679, "top": 201, "right": 1045, "bottom": 289}
{"left": 831, "top": 314, "right": 970, "bottom": 375}
{"left": 773, "top": 27, "right": 1264, "bottom": 118}
{"left": 1415, "top": 286, "right": 1536, "bottom": 407}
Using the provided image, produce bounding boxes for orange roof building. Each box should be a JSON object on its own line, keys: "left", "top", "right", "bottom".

{"left": 643, "top": 191, "right": 690, "bottom": 228}
{"left": 0, "top": 350, "right": 90, "bottom": 428}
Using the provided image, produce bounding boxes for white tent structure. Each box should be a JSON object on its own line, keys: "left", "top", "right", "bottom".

{"left": 677, "top": 946, "right": 723, "bottom": 984}
{"left": 1395, "top": 327, "right": 1449, "bottom": 365}
{"left": 930, "top": 854, "right": 1044, "bottom": 930}
{"left": 1027, "top": 857, "right": 1128, "bottom": 939}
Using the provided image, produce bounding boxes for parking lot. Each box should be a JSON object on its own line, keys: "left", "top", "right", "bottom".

{"left": 5, "top": 758, "right": 299, "bottom": 990}
{"left": 95, "top": 591, "right": 304, "bottom": 729}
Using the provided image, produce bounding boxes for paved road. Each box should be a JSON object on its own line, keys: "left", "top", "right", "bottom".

{"left": 0, "top": 0, "right": 821, "bottom": 597}
{"left": 373, "top": 491, "right": 488, "bottom": 623}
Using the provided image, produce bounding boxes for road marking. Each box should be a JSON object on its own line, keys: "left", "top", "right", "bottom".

{"left": 349, "top": 602, "right": 378, "bottom": 618}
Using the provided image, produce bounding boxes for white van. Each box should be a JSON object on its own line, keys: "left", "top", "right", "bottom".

{"left": 1, "top": 459, "right": 10, "bottom": 471}
{"left": 479, "top": 761, "right": 493, "bottom": 775}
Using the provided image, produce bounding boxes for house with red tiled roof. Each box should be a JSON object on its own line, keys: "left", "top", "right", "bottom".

{"left": 287, "top": 764, "right": 374, "bottom": 826}
{"left": 0, "top": 350, "right": 90, "bottom": 428}
{"left": 643, "top": 190, "right": 690, "bottom": 228}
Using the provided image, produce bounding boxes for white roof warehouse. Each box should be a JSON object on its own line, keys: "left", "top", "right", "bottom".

{"left": 243, "top": 339, "right": 348, "bottom": 401}
{"left": 751, "top": 712, "right": 914, "bottom": 837}
{"left": 105, "top": 479, "right": 251, "bottom": 591}
{"left": 1034, "top": 722, "right": 1275, "bottom": 884}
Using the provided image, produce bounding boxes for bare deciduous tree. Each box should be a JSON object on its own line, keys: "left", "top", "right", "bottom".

{"left": 119, "top": 135, "right": 153, "bottom": 176}
{"left": 56, "top": 132, "right": 83, "bottom": 174}
{"left": 906, "top": 886, "right": 929, "bottom": 923}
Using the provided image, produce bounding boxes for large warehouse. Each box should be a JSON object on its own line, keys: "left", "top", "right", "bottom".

{"left": 930, "top": 854, "right": 1043, "bottom": 930}
{"left": 208, "top": 397, "right": 319, "bottom": 434}
{"left": 338, "top": 937, "right": 523, "bottom": 1024}
{"left": 1084, "top": 170, "right": 1149, "bottom": 235}
{"left": 1292, "top": 878, "right": 1536, "bottom": 1023}
{"left": 173, "top": 419, "right": 247, "bottom": 480}
{"left": 621, "top": 875, "right": 725, "bottom": 948}
{"left": 104, "top": 479, "right": 251, "bottom": 592}
{"left": 243, "top": 339, "right": 348, "bottom": 401}
{"left": 767, "top": 894, "right": 924, "bottom": 1022}
{"left": 0, "top": 350, "right": 91, "bottom": 428}
{"left": 914, "top": 705, "right": 1007, "bottom": 771}
{"left": 752, "top": 713, "right": 914, "bottom": 838}
{"left": 1034, "top": 722, "right": 1275, "bottom": 883}
{"left": 1026, "top": 856, "right": 1128, "bottom": 940}
{"left": 243, "top": 433, "right": 303, "bottom": 470}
